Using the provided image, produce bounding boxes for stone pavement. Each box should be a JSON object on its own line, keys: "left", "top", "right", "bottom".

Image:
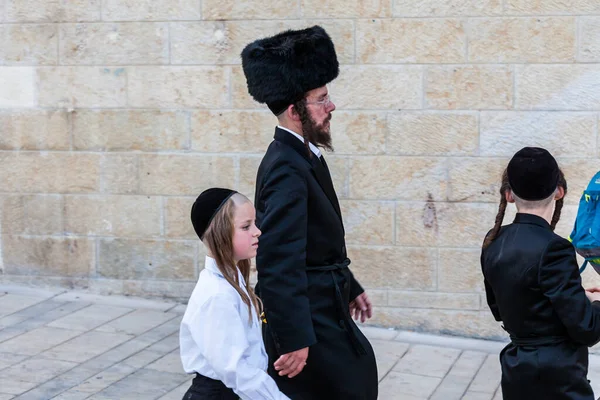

{"left": 1, "top": 285, "right": 600, "bottom": 400}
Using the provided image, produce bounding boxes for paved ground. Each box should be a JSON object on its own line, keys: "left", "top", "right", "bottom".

{"left": 1, "top": 285, "right": 600, "bottom": 400}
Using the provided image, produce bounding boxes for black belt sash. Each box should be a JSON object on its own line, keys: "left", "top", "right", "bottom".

{"left": 305, "top": 258, "right": 367, "bottom": 356}
{"left": 509, "top": 336, "right": 568, "bottom": 346}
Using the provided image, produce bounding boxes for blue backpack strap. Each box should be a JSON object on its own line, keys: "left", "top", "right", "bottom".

{"left": 579, "top": 260, "right": 589, "bottom": 273}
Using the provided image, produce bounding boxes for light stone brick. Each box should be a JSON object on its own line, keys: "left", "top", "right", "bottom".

{"left": 388, "top": 291, "right": 480, "bottom": 309}
{"left": 73, "top": 110, "right": 189, "bottom": 151}
{"left": 506, "top": 0, "right": 600, "bottom": 14}
{"left": 364, "top": 289, "right": 388, "bottom": 307}
{"left": 239, "top": 157, "right": 262, "bottom": 201}
{"left": 468, "top": 17, "right": 576, "bottom": 63}
{"left": 37, "top": 67, "right": 126, "bottom": 108}
{"left": 426, "top": 65, "right": 513, "bottom": 110}
{"left": 331, "top": 112, "right": 386, "bottom": 154}
{"left": 1, "top": 195, "right": 64, "bottom": 235}
{"left": 0, "top": 24, "right": 58, "bottom": 65}
{"left": 394, "top": 344, "right": 461, "bottom": 378}
{"left": 396, "top": 202, "right": 497, "bottom": 247}
{"left": 60, "top": 23, "right": 169, "bottom": 65}
{"left": 0, "top": 110, "right": 70, "bottom": 150}
{"left": 516, "top": 65, "right": 600, "bottom": 110}
{"left": 164, "top": 197, "right": 195, "bottom": 239}
{"left": 139, "top": 155, "right": 236, "bottom": 196}
{"left": 102, "top": 0, "right": 200, "bottom": 21}
{"left": 333, "top": 66, "right": 422, "bottom": 110}
{"left": 553, "top": 204, "right": 577, "bottom": 240}
{"left": 98, "top": 239, "right": 196, "bottom": 280}
{"left": 340, "top": 200, "right": 395, "bottom": 245}
{"left": 2, "top": 236, "right": 93, "bottom": 277}
{"left": 379, "top": 371, "right": 441, "bottom": 399}
{"left": 171, "top": 20, "right": 354, "bottom": 65}
{"left": 231, "top": 66, "right": 264, "bottom": 109}
{"left": 191, "top": 110, "right": 274, "bottom": 153}
{"left": 0, "top": 67, "right": 36, "bottom": 108}
{"left": 325, "top": 156, "right": 349, "bottom": 199}
{"left": 558, "top": 158, "right": 600, "bottom": 205}
{"left": 347, "top": 246, "right": 436, "bottom": 290}
{"left": 301, "top": 0, "right": 391, "bottom": 17}
{"left": 65, "top": 195, "right": 162, "bottom": 237}
{"left": 387, "top": 112, "right": 478, "bottom": 156}
{"left": 580, "top": 18, "right": 600, "bottom": 62}
{"left": 100, "top": 154, "right": 139, "bottom": 194}
{"left": 0, "top": 153, "right": 100, "bottom": 193}
{"left": 6, "top": 0, "right": 100, "bottom": 22}
{"left": 480, "top": 112, "right": 597, "bottom": 157}
{"left": 202, "top": 0, "right": 298, "bottom": 20}
{"left": 357, "top": 19, "right": 466, "bottom": 63}
{"left": 371, "top": 308, "right": 504, "bottom": 338}
{"left": 447, "top": 157, "right": 506, "bottom": 203}
{"left": 438, "top": 249, "right": 485, "bottom": 293}
{"left": 349, "top": 157, "right": 447, "bottom": 201}
{"left": 393, "top": 0, "right": 502, "bottom": 17}
{"left": 128, "top": 67, "right": 229, "bottom": 108}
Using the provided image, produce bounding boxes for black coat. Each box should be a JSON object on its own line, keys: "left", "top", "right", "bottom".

{"left": 482, "top": 213, "right": 600, "bottom": 400}
{"left": 254, "top": 127, "right": 378, "bottom": 400}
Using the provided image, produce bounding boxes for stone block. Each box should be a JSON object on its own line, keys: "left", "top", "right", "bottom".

{"left": 60, "top": 23, "right": 168, "bottom": 65}
{"left": 98, "top": 239, "right": 196, "bottom": 280}
{"left": 100, "top": 154, "right": 139, "bottom": 194}
{"left": 393, "top": 0, "right": 502, "bottom": 16}
{"left": 2, "top": 236, "right": 93, "bottom": 277}
{"left": 516, "top": 65, "right": 600, "bottom": 110}
{"left": 0, "top": 152, "right": 100, "bottom": 193}
{"left": 426, "top": 65, "right": 513, "bottom": 109}
{"left": 447, "top": 157, "right": 507, "bottom": 203}
{"left": 0, "top": 24, "right": 58, "bottom": 65}
{"left": 506, "top": 0, "right": 600, "bottom": 14}
{"left": 332, "top": 111, "right": 386, "bottom": 154}
{"left": 128, "top": 67, "right": 229, "bottom": 108}
{"left": 1, "top": 195, "right": 64, "bottom": 235}
{"left": 6, "top": 0, "right": 100, "bottom": 22}
{"left": 0, "top": 326, "right": 81, "bottom": 356}
{"left": 357, "top": 19, "right": 466, "bottom": 63}
{"left": 0, "top": 110, "right": 70, "bottom": 150}
{"left": 388, "top": 291, "right": 480, "bottom": 310}
{"left": 64, "top": 195, "right": 161, "bottom": 237}
{"left": 164, "top": 197, "right": 196, "bottom": 239}
{"left": 73, "top": 110, "right": 188, "bottom": 151}
{"left": 102, "top": 0, "right": 200, "bottom": 21}
{"left": 387, "top": 112, "right": 478, "bottom": 155}
{"left": 349, "top": 157, "right": 447, "bottom": 201}
{"left": 42, "top": 330, "right": 133, "bottom": 363}
{"left": 347, "top": 246, "right": 436, "bottom": 290}
{"left": 340, "top": 200, "right": 395, "bottom": 245}
{"left": 467, "top": 17, "right": 576, "bottom": 62}
{"left": 238, "top": 157, "right": 262, "bottom": 201}
{"left": 0, "top": 67, "right": 36, "bottom": 108}
{"left": 301, "top": 0, "right": 391, "bottom": 17}
{"left": 438, "top": 249, "right": 485, "bottom": 293}
{"left": 37, "top": 67, "right": 127, "bottom": 108}
{"left": 139, "top": 154, "right": 236, "bottom": 196}
{"left": 333, "top": 65, "right": 422, "bottom": 110}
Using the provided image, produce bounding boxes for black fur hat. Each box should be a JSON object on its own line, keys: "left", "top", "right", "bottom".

{"left": 241, "top": 25, "right": 339, "bottom": 115}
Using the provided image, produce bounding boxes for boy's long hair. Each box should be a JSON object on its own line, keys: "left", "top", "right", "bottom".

{"left": 482, "top": 168, "right": 567, "bottom": 249}
{"left": 202, "top": 194, "right": 262, "bottom": 323}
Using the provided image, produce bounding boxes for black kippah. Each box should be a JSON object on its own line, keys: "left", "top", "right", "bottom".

{"left": 191, "top": 188, "right": 237, "bottom": 240}
{"left": 507, "top": 147, "right": 559, "bottom": 201}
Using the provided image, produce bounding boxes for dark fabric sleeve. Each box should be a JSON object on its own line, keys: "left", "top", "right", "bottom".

{"left": 539, "top": 238, "right": 600, "bottom": 346}
{"left": 348, "top": 271, "right": 364, "bottom": 302}
{"left": 481, "top": 250, "right": 501, "bottom": 321}
{"left": 255, "top": 163, "right": 316, "bottom": 355}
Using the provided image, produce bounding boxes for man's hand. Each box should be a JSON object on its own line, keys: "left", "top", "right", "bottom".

{"left": 350, "top": 292, "right": 373, "bottom": 323}
{"left": 274, "top": 347, "right": 309, "bottom": 378}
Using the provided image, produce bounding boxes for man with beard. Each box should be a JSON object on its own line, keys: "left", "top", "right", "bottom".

{"left": 240, "top": 26, "right": 378, "bottom": 400}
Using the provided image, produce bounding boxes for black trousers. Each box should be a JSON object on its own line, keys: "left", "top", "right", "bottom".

{"left": 182, "top": 373, "right": 238, "bottom": 400}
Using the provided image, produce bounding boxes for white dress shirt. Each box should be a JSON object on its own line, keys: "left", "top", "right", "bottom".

{"left": 180, "top": 256, "right": 290, "bottom": 400}
{"left": 277, "top": 125, "right": 321, "bottom": 158}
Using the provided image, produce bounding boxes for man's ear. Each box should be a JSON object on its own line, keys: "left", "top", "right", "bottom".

{"left": 505, "top": 189, "right": 515, "bottom": 204}
{"left": 287, "top": 104, "right": 300, "bottom": 122}
{"left": 555, "top": 186, "right": 565, "bottom": 201}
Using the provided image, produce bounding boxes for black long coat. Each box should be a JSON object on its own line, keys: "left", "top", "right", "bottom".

{"left": 254, "top": 127, "right": 378, "bottom": 400}
{"left": 482, "top": 213, "right": 600, "bottom": 400}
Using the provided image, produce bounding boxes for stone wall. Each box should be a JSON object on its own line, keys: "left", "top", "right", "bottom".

{"left": 1, "top": 0, "right": 599, "bottom": 339}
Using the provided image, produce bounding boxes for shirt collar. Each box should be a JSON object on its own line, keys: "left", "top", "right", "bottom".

{"left": 203, "top": 256, "right": 247, "bottom": 286}
{"left": 277, "top": 125, "right": 322, "bottom": 158}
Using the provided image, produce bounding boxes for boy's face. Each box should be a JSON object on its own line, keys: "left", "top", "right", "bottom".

{"left": 232, "top": 201, "right": 261, "bottom": 262}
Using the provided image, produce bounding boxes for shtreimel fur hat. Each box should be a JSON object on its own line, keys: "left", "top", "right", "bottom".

{"left": 241, "top": 25, "right": 339, "bottom": 115}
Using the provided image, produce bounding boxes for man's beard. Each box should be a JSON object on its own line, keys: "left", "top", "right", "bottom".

{"left": 299, "top": 106, "right": 334, "bottom": 152}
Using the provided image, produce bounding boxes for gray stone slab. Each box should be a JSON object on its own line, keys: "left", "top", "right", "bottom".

{"left": 95, "top": 309, "right": 179, "bottom": 336}
{"left": 462, "top": 392, "right": 494, "bottom": 400}
{"left": 0, "top": 285, "right": 64, "bottom": 298}
{"left": 395, "top": 331, "right": 508, "bottom": 354}
{"left": 145, "top": 350, "right": 184, "bottom": 374}
{"left": 53, "top": 292, "right": 178, "bottom": 312}
{"left": 17, "top": 301, "right": 91, "bottom": 330}
{"left": 145, "top": 332, "right": 179, "bottom": 355}
{"left": 376, "top": 354, "right": 400, "bottom": 382}
{"left": 157, "top": 380, "right": 192, "bottom": 400}
{"left": 42, "top": 330, "right": 133, "bottom": 363}
{"left": 0, "top": 300, "right": 67, "bottom": 330}
{"left": 358, "top": 325, "right": 400, "bottom": 341}
{"left": 48, "top": 305, "right": 133, "bottom": 332}
{"left": 0, "top": 379, "right": 37, "bottom": 396}
{"left": 92, "top": 368, "right": 189, "bottom": 399}
{"left": 2, "top": 356, "right": 77, "bottom": 384}
{"left": 0, "top": 394, "right": 15, "bottom": 400}
{"left": 431, "top": 351, "right": 488, "bottom": 400}
{"left": 50, "top": 390, "right": 91, "bottom": 400}
{"left": 393, "top": 344, "right": 461, "bottom": 378}
{"left": 379, "top": 371, "right": 442, "bottom": 399}
{"left": 67, "top": 362, "right": 138, "bottom": 396}
{"left": 0, "top": 295, "right": 46, "bottom": 317}
{"left": 121, "top": 349, "right": 165, "bottom": 369}
{"left": 371, "top": 339, "right": 410, "bottom": 359}
{"left": 0, "top": 327, "right": 82, "bottom": 356}
{"left": 468, "top": 354, "right": 501, "bottom": 394}
{"left": 0, "top": 353, "right": 29, "bottom": 371}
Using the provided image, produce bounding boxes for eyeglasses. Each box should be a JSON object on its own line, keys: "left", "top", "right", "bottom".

{"left": 306, "top": 94, "right": 332, "bottom": 108}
